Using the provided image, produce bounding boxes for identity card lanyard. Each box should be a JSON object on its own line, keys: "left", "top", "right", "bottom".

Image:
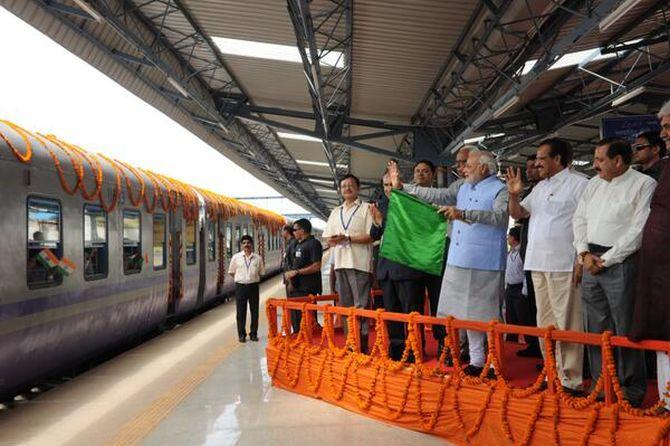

{"left": 243, "top": 254, "right": 253, "bottom": 272}
{"left": 340, "top": 203, "right": 361, "bottom": 233}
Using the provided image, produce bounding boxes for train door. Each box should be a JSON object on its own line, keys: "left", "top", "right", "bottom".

{"left": 196, "top": 221, "right": 206, "bottom": 308}
{"left": 168, "top": 211, "right": 182, "bottom": 317}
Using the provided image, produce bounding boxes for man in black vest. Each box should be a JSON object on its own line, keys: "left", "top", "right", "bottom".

{"left": 284, "top": 218, "right": 323, "bottom": 333}
{"left": 370, "top": 173, "right": 424, "bottom": 361}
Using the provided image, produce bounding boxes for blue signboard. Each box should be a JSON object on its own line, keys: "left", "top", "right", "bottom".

{"left": 601, "top": 115, "right": 660, "bottom": 142}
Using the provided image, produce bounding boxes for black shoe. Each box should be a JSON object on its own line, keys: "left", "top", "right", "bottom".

{"left": 250, "top": 334, "right": 259, "bottom": 342}
{"left": 238, "top": 336, "right": 246, "bottom": 343}
{"left": 562, "top": 386, "right": 585, "bottom": 397}
{"left": 517, "top": 347, "right": 543, "bottom": 358}
{"left": 463, "top": 364, "right": 483, "bottom": 377}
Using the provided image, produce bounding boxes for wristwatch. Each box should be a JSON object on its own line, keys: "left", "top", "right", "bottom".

{"left": 577, "top": 251, "right": 589, "bottom": 265}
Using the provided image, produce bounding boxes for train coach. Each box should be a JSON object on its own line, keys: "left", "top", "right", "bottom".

{"left": 0, "top": 119, "right": 296, "bottom": 400}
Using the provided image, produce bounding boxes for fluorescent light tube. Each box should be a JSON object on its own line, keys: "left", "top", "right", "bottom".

{"left": 167, "top": 76, "right": 189, "bottom": 98}
{"left": 72, "top": 0, "right": 102, "bottom": 22}
{"left": 611, "top": 86, "right": 646, "bottom": 107}
{"left": 492, "top": 96, "right": 519, "bottom": 119}
{"left": 296, "top": 159, "right": 348, "bottom": 169}
{"left": 277, "top": 132, "right": 322, "bottom": 142}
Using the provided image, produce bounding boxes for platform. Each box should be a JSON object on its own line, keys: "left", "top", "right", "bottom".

{"left": 0, "top": 273, "right": 443, "bottom": 446}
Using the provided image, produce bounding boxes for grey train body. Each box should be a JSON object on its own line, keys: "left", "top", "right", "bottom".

{"left": 0, "top": 138, "right": 285, "bottom": 400}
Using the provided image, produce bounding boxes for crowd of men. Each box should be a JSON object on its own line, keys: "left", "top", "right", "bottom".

{"left": 273, "top": 100, "right": 670, "bottom": 409}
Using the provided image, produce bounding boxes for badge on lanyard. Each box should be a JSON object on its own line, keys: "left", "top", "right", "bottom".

{"left": 339, "top": 204, "right": 360, "bottom": 248}
{"left": 295, "top": 249, "right": 302, "bottom": 258}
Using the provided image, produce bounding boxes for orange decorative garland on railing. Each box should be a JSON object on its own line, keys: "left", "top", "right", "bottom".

{"left": 266, "top": 298, "right": 670, "bottom": 446}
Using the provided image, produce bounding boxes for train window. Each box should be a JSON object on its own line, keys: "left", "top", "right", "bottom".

{"left": 27, "top": 197, "right": 63, "bottom": 288}
{"left": 207, "top": 220, "right": 216, "bottom": 262}
{"left": 226, "top": 222, "right": 232, "bottom": 257}
{"left": 153, "top": 214, "right": 166, "bottom": 270}
{"left": 83, "top": 204, "right": 108, "bottom": 280}
{"left": 123, "top": 210, "right": 142, "bottom": 274}
{"left": 185, "top": 220, "right": 197, "bottom": 265}
{"left": 235, "top": 225, "right": 241, "bottom": 252}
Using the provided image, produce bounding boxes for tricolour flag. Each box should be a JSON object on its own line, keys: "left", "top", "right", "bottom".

{"left": 56, "top": 257, "right": 76, "bottom": 276}
{"left": 36, "top": 249, "right": 59, "bottom": 269}
{"left": 379, "top": 189, "right": 448, "bottom": 276}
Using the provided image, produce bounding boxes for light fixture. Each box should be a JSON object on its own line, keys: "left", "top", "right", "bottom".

{"left": 572, "top": 160, "right": 590, "bottom": 166}
{"left": 308, "top": 178, "right": 335, "bottom": 185}
{"left": 463, "top": 135, "right": 485, "bottom": 145}
{"left": 599, "top": 0, "right": 643, "bottom": 32}
{"left": 611, "top": 86, "right": 646, "bottom": 107}
{"left": 314, "top": 188, "right": 339, "bottom": 194}
{"left": 167, "top": 76, "right": 189, "bottom": 98}
{"left": 72, "top": 0, "right": 102, "bottom": 22}
{"left": 296, "top": 159, "right": 348, "bottom": 169}
{"left": 492, "top": 96, "right": 519, "bottom": 119}
{"left": 463, "top": 132, "right": 506, "bottom": 145}
{"left": 277, "top": 132, "right": 322, "bottom": 142}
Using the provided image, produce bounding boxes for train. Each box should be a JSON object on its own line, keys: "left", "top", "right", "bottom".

{"left": 0, "top": 119, "right": 300, "bottom": 400}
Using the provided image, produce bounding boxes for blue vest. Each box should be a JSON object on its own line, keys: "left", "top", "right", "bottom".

{"left": 448, "top": 176, "right": 507, "bottom": 271}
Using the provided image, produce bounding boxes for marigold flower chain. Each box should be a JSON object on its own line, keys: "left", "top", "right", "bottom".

{"left": 266, "top": 302, "right": 670, "bottom": 445}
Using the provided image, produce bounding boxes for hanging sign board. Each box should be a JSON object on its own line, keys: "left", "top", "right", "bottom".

{"left": 601, "top": 115, "right": 660, "bottom": 142}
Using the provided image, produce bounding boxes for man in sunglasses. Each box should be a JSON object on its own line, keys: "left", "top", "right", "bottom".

{"left": 633, "top": 130, "right": 667, "bottom": 181}
{"left": 284, "top": 219, "right": 323, "bottom": 333}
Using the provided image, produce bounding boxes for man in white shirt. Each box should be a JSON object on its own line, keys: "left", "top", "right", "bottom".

{"left": 507, "top": 138, "right": 588, "bottom": 393}
{"left": 322, "top": 174, "right": 374, "bottom": 353}
{"left": 573, "top": 137, "right": 657, "bottom": 406}
{"left": 228, "top": 234, "right": 265, "bottom": 343}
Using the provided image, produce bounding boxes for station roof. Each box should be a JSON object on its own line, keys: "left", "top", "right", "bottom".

{"left": 5, "top": 0, "right": 670, "bottom": 218}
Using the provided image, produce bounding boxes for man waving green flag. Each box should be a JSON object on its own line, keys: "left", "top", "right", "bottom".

{"left": 379, "top": 189, "right": 448, "bottom": 276}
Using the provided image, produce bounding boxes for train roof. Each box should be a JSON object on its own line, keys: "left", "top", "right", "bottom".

{"left": 0, "top": 119, "right": 286, "bottom": 229}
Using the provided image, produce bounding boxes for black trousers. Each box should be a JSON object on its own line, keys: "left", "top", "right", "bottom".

{"left": 505, "top": 283, "right": 523, "bottom": 341}
{"left": 235, "top": 282, "right": 259, "bottom": 338}
{"left": 287, "top": 288, "right": 320, "bottom": 333}
{"left": 425, "top": 274, "right": 446, "bottom": 341}
{"left": 514, "top": 272, "right": 540, "bottom": 351}
{"left": 382, "top": 278, "right": 424, "bottom": 360}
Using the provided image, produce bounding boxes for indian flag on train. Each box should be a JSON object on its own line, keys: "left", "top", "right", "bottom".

{"left": 56, "top": 257, "right": 76, "bottom": 277}
{"left": 36, "top": 248, "right": 59, "bottom": 269}
{"left": 379, "top": 189, "right": 448, "bottom": 276}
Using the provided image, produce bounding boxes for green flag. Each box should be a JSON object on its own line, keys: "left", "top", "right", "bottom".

{"left": 379, "top": 189, "right": 448, "bottom": 276}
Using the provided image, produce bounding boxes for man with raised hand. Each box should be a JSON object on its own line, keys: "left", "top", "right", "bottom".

{"left": 370, "top": 173, "right": 424, "bottom": 361}
{"left": 574, "top": 137, "right": 656, "bottom": 407}
{"left": 322, "top": 174, "right": 374, "bottom": 353}
{"left": 507, "top": 138, "right": 587, "bottom": 394}
{"left": 389, "top": 149, "right": 508, "bottom": 377}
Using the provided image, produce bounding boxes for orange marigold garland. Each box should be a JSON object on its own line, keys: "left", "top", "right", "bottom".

{"left": 0, "top": 119, "right": 33, "bottom": 163}
{"left": 265, "top": 300, "right": 670, "bottom": 446}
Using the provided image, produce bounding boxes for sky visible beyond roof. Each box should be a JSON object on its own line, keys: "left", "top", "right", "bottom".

{"left": 0, "top": 7, "right": 323, "bottom": 224}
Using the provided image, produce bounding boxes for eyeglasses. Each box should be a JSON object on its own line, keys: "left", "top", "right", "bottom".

{"left": 632, "top": 144, "right": 651, "bottom": 151}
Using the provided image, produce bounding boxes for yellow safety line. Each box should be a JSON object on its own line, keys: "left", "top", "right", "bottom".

{"left": 105, "top": 340, "right": 239, "bottom": 446}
